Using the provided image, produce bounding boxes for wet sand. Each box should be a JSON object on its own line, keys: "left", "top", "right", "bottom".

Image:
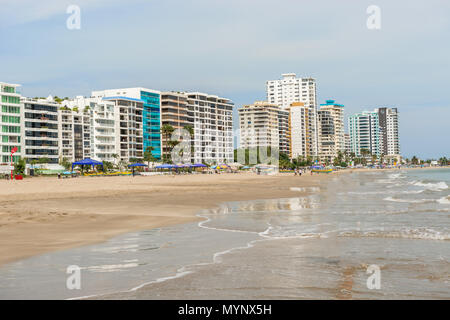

{"left": 0, "top": 172, "right": 327, "bottom": 266}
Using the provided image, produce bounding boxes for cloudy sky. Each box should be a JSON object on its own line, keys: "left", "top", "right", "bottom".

{"left": 1, "top": 0, "right": 449, "bottom": 159}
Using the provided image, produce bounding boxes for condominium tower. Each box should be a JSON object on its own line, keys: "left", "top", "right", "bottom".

{"left": 62, "top": 97, "right": 117, "bottom": 162}
{"left": 239, "top": 101, "right": 282, "bottom": 150}
{"left": 92, "top": 88, "right": 161, "bottom": 159}
{"left": 186, "top": 92, "right": 234, "bottom": 164}
{"left": 160, "top": 92, "right": 193, "bottom": 160}
{"left": 378, "top": 107, "right": 400, "bottom": 157}
{"left": 317, "top": 100, "right": 345, "bottom": 163}
{"left": 22, "top": 97, "right": 60, "bottom": 164}
{"left": 348, "top": 107, "right": 400, "bottom": 159}
{"left": 0, "top": 82, "right": 22, "bottom": 164}
{"left": 266, "top": 73, "right": 317, "bottom": 110}
{"left": 288, "top": 102, "right": 318, "bottom": 159}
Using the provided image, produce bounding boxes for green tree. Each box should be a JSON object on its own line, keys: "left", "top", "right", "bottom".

{"left": 60, "top": 157, "right": 72, "bottom": 171}
{"left": 14, "top": 157, "right": 26, "bottom": 176}
{"left": 103, "top": 161, "right": 114, "bottom": 171}
{"left": 143, "top": 146, "right": 157, "bottom": 168}
{"left": 161, "top": 124, "right": 175, "bottom": 163}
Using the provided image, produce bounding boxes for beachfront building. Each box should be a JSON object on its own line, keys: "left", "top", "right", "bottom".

{"left": 377, "top": 107, "right": 400, "bottom": 157}
{"left": 92, "top": 88, "right": 161, "bottom": 160}
{"left": 160, "top": 92, "right": 194, "bottom": 160}
{"left": 278, "top": 109, "right": 290, "bottom": 155}
{"left": 186, "top": 92, "right": 234, "bottom": 164}
{"left": 64, "top": 97, "right": 117, "bottom": 162}
{"left": 349, "top": 108, "right": 400, "bottom": 160}
{"left": 99, "top": 97, "right": 144, "bottom": 162}
{"left": 344, "top": 133, "right": 351, "bottom": 154}
{"left": 239, "top": 101, "right": 281, "bottom": 152}
{"left": 348, "top": 110, "right": 382, "bottom": 157}
{"left": 288, "top": 102, "right": 318, "bottom": 160}
{"left": 22, "top": 97, "right": 59, "bottom": 164}
{"left": 317, "top": 100, "right": 345, "bottom": 163}
{"left": 58, "top": 103, "right": 91, "bottom": 162}
{"left": 266, "top": 73, "right": 317, "bottom": 110}
{"left": 0, "top": 82, "right": 22, "bottom": 164}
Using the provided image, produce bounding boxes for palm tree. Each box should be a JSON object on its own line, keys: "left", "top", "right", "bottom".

{"left": 411, "top": 156, "right": 419, "bottom": 165}
{"left": 143, "top": 146, "right": 156, "bottom": 168}
{"left": 439, "top": 157, "right": 448, "bottom": 166}
{"left": 161, "top": 124, "right": 174, "bottom": 163}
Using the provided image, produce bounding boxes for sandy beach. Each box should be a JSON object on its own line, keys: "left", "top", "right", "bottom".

{"left": 0, "top": 172, "right": 327, "bottom": 266}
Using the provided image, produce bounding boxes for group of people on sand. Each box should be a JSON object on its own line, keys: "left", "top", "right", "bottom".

{"left": 293, "top": 168, "right": 306, "bottom": 176}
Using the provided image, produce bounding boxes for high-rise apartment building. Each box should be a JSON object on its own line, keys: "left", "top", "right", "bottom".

{"left": 288, "top": 102, "right": 318, "bottom": 160}
{"left": 0, "top": 82, "right": 22, "bottom": 164}
{"left": 160, "top": 92, "right": 193, "bottom": 159}
{"left": 186, "top": 92, "right": 234, "bottom": 164}
{"left": 317, "top": 100, "right": 345, "bottom": 163}
{"left": 102, "top": 97, "right": 144, "bottom": 161}
{"left": 58, "top": 103, "right": 91, "bottom": 162}
{"left": 92, "top": 88, "right": 161, "bottom": 159}
{"left": 239, "top": 101, "right": 281, "bottom": 151}
{"left": 344, "top": 133, "right": 351, "bottom": 154}
{"left": 22, "top": 97, "right": 59, "bottom": 164}
{"left": 348, "top": 111, "right": 382, "bottom": 157}
{"left": 278, "top": 109, "right": 290, "bottom": 155}
{"left": 63, "top": 97, "right": 117, "bottom": 162}
{"left": 266, "top": 73, "right": 317, "bottom": 110}
{"left": 377, "top": 107, "right": 400, "bottom": 156}
{"left": 349, "top": 108, "right": 400, "bottom": 159}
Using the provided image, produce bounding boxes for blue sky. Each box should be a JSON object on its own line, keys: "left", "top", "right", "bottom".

{"left": 1, "top": 0, "right": 449, "bottom": 159}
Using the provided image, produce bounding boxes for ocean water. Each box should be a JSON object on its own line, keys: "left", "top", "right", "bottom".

{"left": 0, "top": 169, "right": 448, "bottom": 299}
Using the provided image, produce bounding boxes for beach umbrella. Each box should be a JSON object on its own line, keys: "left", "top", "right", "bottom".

{"left": 128, "top": 163, "right": 147, "bottom": 167}
{"left": 191, "top": 163, "right": 207, "bottom": 168}
{"left": 72, "top": 158, "right": 104, "bottom": 171}
{"left": 155, "top": 164, "right": 175, "bottom": 169}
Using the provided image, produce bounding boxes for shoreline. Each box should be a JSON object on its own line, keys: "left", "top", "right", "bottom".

{"left": 0, "top": 172, "right": 329, "bottom": 266}
{"left": 1, "top": 166, "right": 446, "bottom": 267}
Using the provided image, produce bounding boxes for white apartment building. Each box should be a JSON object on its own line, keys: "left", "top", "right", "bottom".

{"left": 22, "top": 96, "right": 60, "bottom": 164}
{"left": 92, "top": 87, "right": 162, "bottom": 160}
{"left": 266, "top": 73, "right": 317, "bottom": 110}
{"left": 186, "top": 92, "right": 234, "bottom": 164}
{"left": 377, "top": 107, "right": 400, "bottom": 157}
{"left": 317, "top": 100, "right": 345, "bottom": 163}
{"left": 288, "top": 102, "right": 318, "bottom": 159}
{"left": 344, "top": 133, "right": 351, "bottom": 154}
{"left": 348, "top": 110, "right": 382, "bottom": 157}
{"left": 64, "top": 97, "right": 117, "bottom": 162}
{"left": 58, "top": 103, "right": 91, "bottom": 162}
{"left": 349, "top": 108, "right": 400, "bottom": 159}
{"left": 0, "top": 82, "right": 22, "bottom": 164}
{"left": 239, "top": 101, "right": 281, "bottom": 151}
{"left": 101, "top": 97, "right": 144, "bottom": 161}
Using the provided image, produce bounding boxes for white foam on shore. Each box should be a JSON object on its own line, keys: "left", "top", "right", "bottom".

{"left": 437, "top": 196, "right": 450, "bottom": 205}
{"left": 81, "top": 262, "right": 139, "bottom": 273}
{"left": 290, "top": 187, "right": 321, "bottom": 193}
{"left": 411, "top": 181, "right": 448, "bottom": 191}
{"left": 338, "top": 228, "right": 449, "bottom": 241}
{"left": 383, "top": 196, "right": 433, "bottom": 204}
